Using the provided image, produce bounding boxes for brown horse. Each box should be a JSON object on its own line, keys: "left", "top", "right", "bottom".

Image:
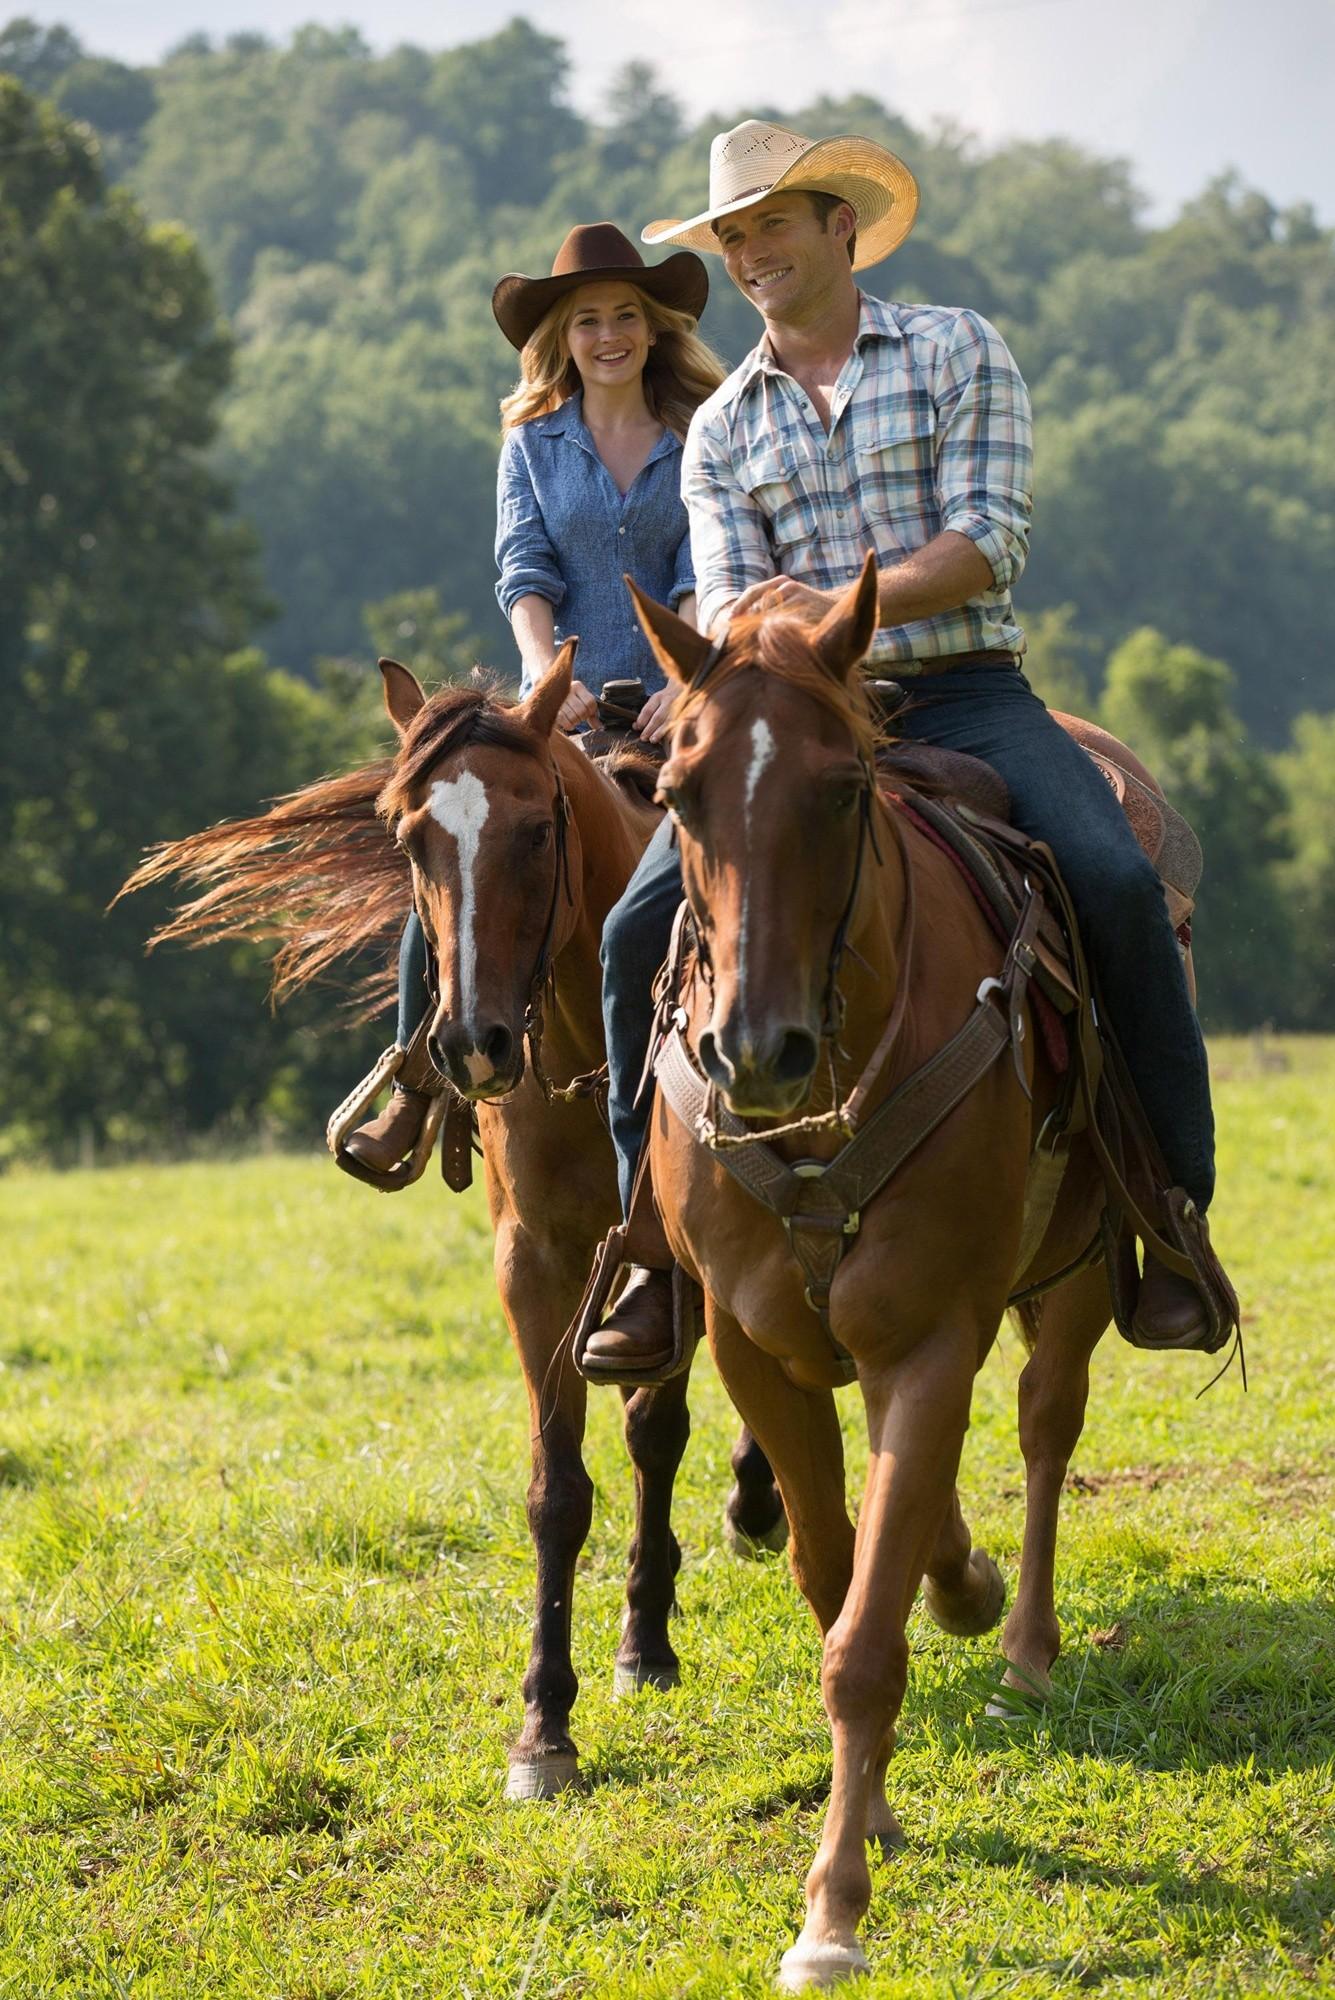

{"left": 121, "top": 643, "right": 785, "bottom": 1799}
{"left": 629, "top": 568, "right": 1135, "bottom": 1990}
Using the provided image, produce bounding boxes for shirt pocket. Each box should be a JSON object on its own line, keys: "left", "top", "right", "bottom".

{"left": 857, "top": 405, "right": 940, "bottom": 550}
{"left": 741, "top": 443, "right": 823, "bottom": 558}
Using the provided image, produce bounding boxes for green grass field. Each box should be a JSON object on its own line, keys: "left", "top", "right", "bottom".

{"left": 2, "top": 1036, "right": 1332, "bottom": 1999}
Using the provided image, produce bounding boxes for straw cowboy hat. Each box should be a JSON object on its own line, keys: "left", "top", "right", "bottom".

{"left": 492, "top": 222, "right": 709, "bottom": 350}
{"left": 642, "top": 120, "right": 919, "bottom": 273}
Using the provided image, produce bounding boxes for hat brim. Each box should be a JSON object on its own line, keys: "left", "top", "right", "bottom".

{"left": 641, "top": 136, "right": 919, "bottom": 274}
{"left": 492, "top": 250, "right": 710, "bottom": 350}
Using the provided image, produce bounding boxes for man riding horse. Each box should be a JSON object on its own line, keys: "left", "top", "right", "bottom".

{"left": 580, "top": 118, "right": 1220, "bottom": 1379}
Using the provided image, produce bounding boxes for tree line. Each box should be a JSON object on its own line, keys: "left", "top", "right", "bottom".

{"left": 2, "top": 20, "right": 1333, "bottom": 1160}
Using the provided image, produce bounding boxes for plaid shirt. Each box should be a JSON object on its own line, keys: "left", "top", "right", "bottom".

{"left": 684, "top": 292, "right": 1033, "bottom": 669}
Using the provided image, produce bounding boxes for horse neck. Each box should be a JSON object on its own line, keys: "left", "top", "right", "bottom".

{"left": 543, "top": 734, "right": 656, "bottom": 1073}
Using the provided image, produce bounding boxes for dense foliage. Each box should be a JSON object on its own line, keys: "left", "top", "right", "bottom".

{"left": 2, "top": 20, "right": 1334, "bottom": 1155}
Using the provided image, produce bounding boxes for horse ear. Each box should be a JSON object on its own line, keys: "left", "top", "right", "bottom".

{"left": 811, "top": 551, "right": 880, "bottom": 681}
{"left": 515, "top": 637, "right": 576, "bottom": 739}
{"left": 379, "top": 658, "right": 426, "bottom": 739}
{"left": 626, "top": 576, "right": 715, "bottom": 686}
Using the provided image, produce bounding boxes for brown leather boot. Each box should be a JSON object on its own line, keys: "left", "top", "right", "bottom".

{"left": 1130, "top": 1251, "right": 1211, "bottom": 1349}
{"left": 344, "top": 1085, "right": 433, "bottom": 1174}
{"left": 579, "top": 1266, "right": 676, "bottom": 1381}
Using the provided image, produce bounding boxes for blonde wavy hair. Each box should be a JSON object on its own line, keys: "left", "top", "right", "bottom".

{"left": 500, "top": 284, "right": 726, "bottom": 439}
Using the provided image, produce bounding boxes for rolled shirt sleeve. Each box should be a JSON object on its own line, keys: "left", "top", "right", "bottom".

{"left": 669, "top": 522, "right": 696, "bottom": 610}
{"left": 934, "top": 310, "right": 1033, "bottom": 594}
{"left": 683, "top": 407, "right": 777, "bottom": 634}
{"left": 495, "top": 432, "right": 566, "bottom": 618}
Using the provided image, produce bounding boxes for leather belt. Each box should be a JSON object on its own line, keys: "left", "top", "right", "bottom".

{"left": 891, "top": 649, "right": 1020, "bottom": 676}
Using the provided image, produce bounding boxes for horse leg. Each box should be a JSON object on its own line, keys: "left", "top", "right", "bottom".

{"left": 780, "top": 1326, "right": 978, "bottom": 1993}
{"left": 500, "top": 1226, "right": 595, "bottom": 1801}
{"left": 614, "top": 1374, "right": 691, "bottom": 1695}
{"left": 996, "top": 1260, "right": 1110, "bottom": 1707}
{"left": 705, "top": 1299, "right": 855, "bottom": 1638}
{"left": 724, "top": 1424, "right": 789, "bottom": 1558}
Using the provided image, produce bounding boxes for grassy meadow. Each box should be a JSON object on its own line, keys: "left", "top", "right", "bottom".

{"left": 1, "top": 1035, "right": 1332, "bottom": 1998}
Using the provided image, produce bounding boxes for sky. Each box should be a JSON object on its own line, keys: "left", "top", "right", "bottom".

{"left": 24, "top": 0, "right": 1335, "bottom": 224}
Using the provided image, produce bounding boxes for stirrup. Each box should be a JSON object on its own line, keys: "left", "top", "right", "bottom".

{"left": 327, "top": 1045, "right": 446, "bottom": 1192}
{"left": 567, "top": 1231, "right": 701, "bottom": 1386}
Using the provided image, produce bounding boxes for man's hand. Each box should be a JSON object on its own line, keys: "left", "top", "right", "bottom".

{"left": 635, "top": 685, "right": 678, "bottom": 744}
{"left": 728, "top": 575, "right": 841, "bottom": 624}
{"left": 557, "top": 679, "right": 600, "bottom": 733}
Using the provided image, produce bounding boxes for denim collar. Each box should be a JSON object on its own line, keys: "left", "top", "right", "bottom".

{"left": 532, "top": 392, "right": 680, "bottom": 469}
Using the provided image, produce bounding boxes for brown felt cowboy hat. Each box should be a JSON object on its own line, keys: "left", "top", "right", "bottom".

{"left": 492, "top": 223, "right": 710, "bottom": 351}
{"left": 642, "top": 119, "right": 919, "bottom": 273}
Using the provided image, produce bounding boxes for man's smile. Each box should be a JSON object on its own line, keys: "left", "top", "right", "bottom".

{"left": 747, "top": 266, "right": 794, "bottom": 293}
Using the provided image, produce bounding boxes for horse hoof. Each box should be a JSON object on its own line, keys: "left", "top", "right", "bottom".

{"left": 866, "top": 1816, "right": 906, "bottom": 1858}
{"left": 922, "top": 1550, "right": 1006, "bottom": 1637}
{"left": 504, "top": 1752, "right": 579, "bottom": 1801}
{"left": 723, "top": 1501, "right": 789, "bottom": 1559}
{"left": 985, "top": 1661, "right": 1053, "bottom": 1719}
{"left": 613, "top": 1659, "right": 680, "bottom": 1698}
{"left": 777, "top": 1936, "right": 870, "bottom": 1992}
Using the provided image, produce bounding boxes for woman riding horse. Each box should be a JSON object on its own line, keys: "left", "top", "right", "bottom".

{"left": 344, "top": 223, "right": 726, "bottom": 1174}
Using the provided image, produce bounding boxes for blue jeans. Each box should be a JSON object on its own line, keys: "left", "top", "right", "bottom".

{"left": 601, "top": 666, "right": 1215, "bottom": 1218}
{"left": 396, "top": 911, "right": 430, "bottom": 1048}
{"left": 602, "top": 816, "right": 688, "bottom": 1216}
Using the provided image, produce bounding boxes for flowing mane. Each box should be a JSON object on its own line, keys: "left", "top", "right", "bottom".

{"left": 120, "top": 679, "right": 562, "bottom": 1019}
{"left": 676, "top": 612, "right": 884, "bottom": 764}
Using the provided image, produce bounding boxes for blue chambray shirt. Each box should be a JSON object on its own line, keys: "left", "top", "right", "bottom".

{"left": 685, "top": 293, "right": 1033, "bottom": 670}
{"left": 495, "top": 392, "right": 696, "bottom": 698}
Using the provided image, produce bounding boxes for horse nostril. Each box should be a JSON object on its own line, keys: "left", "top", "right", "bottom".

{"left": 698, "top": 1029, "right": 735, "bottom": 1090}
{"left": 427, "top": 1031, "right": 448, "bottom": 1074}
{"left": 772, "top": 1027, "right": 819, "bottom": 1086}
{"left": 482, "top": 1023, "right": 513, "bottom": 1071}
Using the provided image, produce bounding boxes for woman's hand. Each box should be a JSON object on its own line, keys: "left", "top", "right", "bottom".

{"left": 635, "top": 685, "right": 678, "bottom": 744}
{"left": 557, "top": 679, "right": 600, "bottom": 732}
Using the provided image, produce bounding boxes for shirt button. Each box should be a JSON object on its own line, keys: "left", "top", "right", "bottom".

{"left": 618, "top": 526, "right": 626, "bottom": 535}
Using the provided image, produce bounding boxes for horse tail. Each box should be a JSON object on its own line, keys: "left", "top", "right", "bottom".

{"left": 114, "top": 759, "right": 408, "bottom": 1018}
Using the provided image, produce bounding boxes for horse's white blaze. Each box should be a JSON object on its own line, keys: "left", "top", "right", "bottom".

{"left": 737, "top": 718, "right": 776, "bottom": 1010}
{"left": 426, "top": 770, "right": 490, "bottom": 1022}
{"left": 744, "top": 717, "right": 776, "bottom": 816}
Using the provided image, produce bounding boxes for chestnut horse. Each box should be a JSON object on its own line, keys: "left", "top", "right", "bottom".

{"left": 631, "top": 568, "right": 1133, "bottom": 1990}
{"left": 122, "top": 643, "right": 785, "bottom": 1800}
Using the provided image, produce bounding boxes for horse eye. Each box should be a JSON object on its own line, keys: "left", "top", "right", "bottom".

{"left": 530, "top": 821, "right": 553, "bottom": 850}
{"left": 823, "top": 771, "right": 863, "bottom": 814}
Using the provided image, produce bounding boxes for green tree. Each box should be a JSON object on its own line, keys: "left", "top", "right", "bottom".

{"left": 1099, "top": 629, "right": 1292, "bottom": 1027}
{"left": 0, "top": 80, "right": 380, "bottom": 1158}
{"left": 0, "top": 14, "right": 82, "bottom": 94}
{"left": 1274, "top": 712, "right": 1335, "bottom": 1027}
{"left": 1017, "top": 604, "right": 1098, "bottom": 715}
{"left": 362, "top": 588, "right": 488, "bottom": 688}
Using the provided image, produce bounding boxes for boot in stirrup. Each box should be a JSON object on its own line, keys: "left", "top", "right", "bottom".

{"left": 579, "top": 1266, "right": 677, "bottom": 1381}
{"left": 329, "top": 1019, "right": 447, "bottom": 1191}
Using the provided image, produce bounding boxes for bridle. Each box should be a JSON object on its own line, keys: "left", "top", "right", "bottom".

{"left": 677, "top": 645, "right": 913, "bottom": 1149}
{"left": 413, "top": 749, "right": 602, "bottom": 1106}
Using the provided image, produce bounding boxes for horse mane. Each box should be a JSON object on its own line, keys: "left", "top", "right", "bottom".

{"left": 118, "top": 678, "right": 552, "bottom": 1021}
{"left": 589, "top": 737, "right": 664, "bottom": 811}
{"left": 675, "top": 612, "right": 884, "bottom": 763}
